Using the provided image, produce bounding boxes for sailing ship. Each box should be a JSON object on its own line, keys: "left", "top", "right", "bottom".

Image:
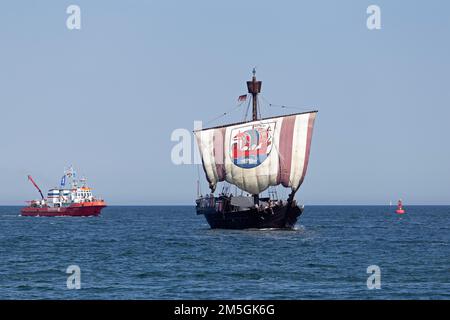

{"left": 21, "top": 166, "right": 106, "bottom": 217}
{"left": 194, "top": 70, "right": 317, "bottom": 229}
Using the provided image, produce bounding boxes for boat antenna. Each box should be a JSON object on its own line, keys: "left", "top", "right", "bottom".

{"left": 247, "top": 67, "right": 262, "bottom": 121}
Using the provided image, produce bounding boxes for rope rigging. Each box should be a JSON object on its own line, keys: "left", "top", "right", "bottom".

{"left": 260, "top": 95, "right": 315, "bottom": 113}
{"left": 202, "top": 93, "right": 314, "bottom": 129}
{"left": 203, "top": 98, "right": 248, "bottom": 127}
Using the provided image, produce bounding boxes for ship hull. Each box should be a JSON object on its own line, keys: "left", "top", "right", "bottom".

{"left": 197, "top": 204, "right": 303, "bottom": 229}
{"left": 21, "top": 202, "right": 106, "bottom": 217}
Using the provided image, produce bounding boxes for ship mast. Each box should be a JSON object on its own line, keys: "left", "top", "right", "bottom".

{"left": 246, "top": 68, "right": 262, "bottom": 205}
{"left": 247, "top": 68, "right": 262, "bottom": 121}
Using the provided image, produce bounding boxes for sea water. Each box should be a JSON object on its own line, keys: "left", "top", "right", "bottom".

{"left": 0, "top": 205, "right": 448, "bottom": 299}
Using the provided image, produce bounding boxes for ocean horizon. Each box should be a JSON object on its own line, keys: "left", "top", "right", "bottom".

{"left": 1, "top": 205, "right": 448, "bottom": 299}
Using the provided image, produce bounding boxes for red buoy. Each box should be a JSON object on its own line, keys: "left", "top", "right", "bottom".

{"left": 396, "top": 199, "right": 405, "bottom": 214}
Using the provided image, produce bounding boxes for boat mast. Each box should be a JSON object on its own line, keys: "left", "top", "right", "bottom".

{"left": 247, "top": 68, "right": 262, "bottom": 121}
{"left": 247, "top": 68, "right": 262, "bottom": 205}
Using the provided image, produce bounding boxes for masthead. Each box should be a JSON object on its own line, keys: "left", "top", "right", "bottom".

{"left": 247, "top": 68, "right": 262, "bottom": 121}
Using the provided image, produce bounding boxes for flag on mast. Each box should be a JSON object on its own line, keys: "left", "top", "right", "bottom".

{"left": 238, "top": 94, "right": 247, "bottom": 102}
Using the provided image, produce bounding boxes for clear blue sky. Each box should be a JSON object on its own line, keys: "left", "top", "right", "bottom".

{"left": 1, "top": 0, "right": 449, "bottom": 205}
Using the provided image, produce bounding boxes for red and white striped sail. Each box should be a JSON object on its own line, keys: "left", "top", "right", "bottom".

{"left": 194, "top": 111, "right": 317, "bottom": 194}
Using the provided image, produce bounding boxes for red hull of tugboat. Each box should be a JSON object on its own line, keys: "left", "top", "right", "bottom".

{"left": 21, "top": 201, "right": 106, "bottom": 217}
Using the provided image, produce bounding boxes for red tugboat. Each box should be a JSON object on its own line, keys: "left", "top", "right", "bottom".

{"left": 21, "top": 166, "right": 106, "bottom": 217}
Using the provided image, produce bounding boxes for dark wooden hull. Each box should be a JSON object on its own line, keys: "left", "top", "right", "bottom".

{"left": 197, "top": 204, "right": 303, "bottom": 229}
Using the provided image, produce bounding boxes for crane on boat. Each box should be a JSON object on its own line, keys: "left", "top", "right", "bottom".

{"left": 27, "top": 175, "right": 44, "bottom": 200}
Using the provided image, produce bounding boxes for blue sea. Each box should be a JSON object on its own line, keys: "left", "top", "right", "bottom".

{"left": 0, "top": 206, "right": 449, "bottom": 299}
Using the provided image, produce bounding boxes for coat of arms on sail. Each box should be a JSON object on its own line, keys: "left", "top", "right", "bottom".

{"left": 230, "top": 122, "right": 275, "bottom": 169}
